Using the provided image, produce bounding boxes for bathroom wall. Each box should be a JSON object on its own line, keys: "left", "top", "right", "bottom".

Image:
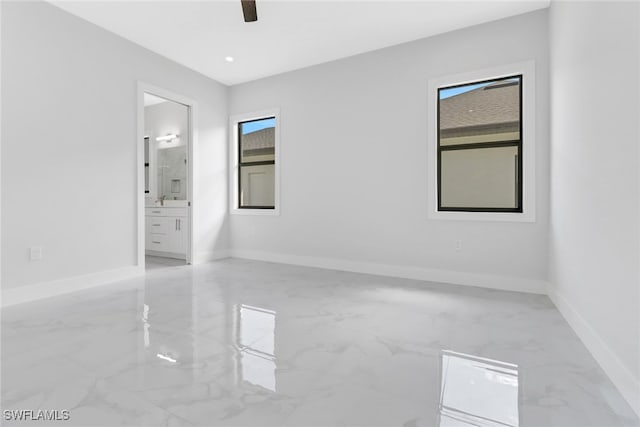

{"left": 144, "top": 101, "right": 189, "bottom": 201}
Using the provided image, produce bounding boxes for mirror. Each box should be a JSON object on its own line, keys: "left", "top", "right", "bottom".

{"left": 144, "top": 94, "right": 189, "bottom": 202}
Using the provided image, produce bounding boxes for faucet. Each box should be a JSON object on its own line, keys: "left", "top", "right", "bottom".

{"left": 159, "top": 195, "right": 166, "bottom": 206}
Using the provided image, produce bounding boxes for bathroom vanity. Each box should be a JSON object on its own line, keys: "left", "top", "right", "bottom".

{"left": 145, "top": 206, "right": 189, "bottom": 259}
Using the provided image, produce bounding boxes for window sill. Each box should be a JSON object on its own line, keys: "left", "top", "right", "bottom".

{"left": 230, "top": 208, "right": 280, "bottom": 216}
{"left": 428, "top": 209, "right": 535, "bottom": 222}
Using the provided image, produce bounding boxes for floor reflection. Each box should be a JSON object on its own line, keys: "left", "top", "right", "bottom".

{"left": 439, "top": 350, "right": 519, "bottom": 427}
{"left": 142, "top": 303, "right": 150, "bottom": 348}
{"left": 139, "top": 279, "right": 195, "bottom": 368}
{"left": 237, "top": 304, "right": 277, "bottom": 392}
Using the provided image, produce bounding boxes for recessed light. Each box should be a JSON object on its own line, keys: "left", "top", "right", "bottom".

{"left": 225, "top": 56, "right": 234, "bottom": 63}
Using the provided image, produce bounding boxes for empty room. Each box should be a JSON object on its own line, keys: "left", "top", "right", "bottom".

{"left": 1, "top": 0, "right": 639, "bottom": 426}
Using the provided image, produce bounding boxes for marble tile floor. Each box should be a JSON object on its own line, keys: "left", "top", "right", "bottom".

{"left": 1, "top": 259, "right": 638, "bottom": 427}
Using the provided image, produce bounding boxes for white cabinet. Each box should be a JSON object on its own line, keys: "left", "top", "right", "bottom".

{"left": 145, "top": 207, "right": 188, "bottom": 259}
{"left": 167, "top": 216, "right": 187, "bottom": 254}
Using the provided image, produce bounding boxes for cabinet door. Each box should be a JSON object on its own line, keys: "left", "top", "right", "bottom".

{"left": 167, "top": 216, "right": 186, "bottom": 255}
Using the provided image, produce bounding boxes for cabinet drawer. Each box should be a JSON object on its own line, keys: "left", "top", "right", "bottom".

{"left": 147, "top": 233, "right": 168, "bottom": 251}
{"left": 147, "top": 217, "right": 168, "bottom": 233}
{"left": 146, "top": 208, "right": 166, "bottom": 216}
{"left": 145, "top": 207, "right": 188, "bottom": 217}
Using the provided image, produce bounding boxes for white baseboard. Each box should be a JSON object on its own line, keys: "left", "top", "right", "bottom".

{"left": 548, "top": 287, "right": 640, "bottom": 418}
{"left": 1, "top": 250, "right": 231, "bottom": 307}
{"left": 2, "top": 265, "right": 144, "bottom": 307}
{"left": 192, "top": 249, "right": 231, "bottom": 265}
{"left": 229, "top": 249, "right": 547, "bottom": 294}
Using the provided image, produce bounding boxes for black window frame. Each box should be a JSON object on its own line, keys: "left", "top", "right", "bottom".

{"left": 237, "top": 116, "right": 276, "bottom": 210}
{"left": 437, "top": 74, "right": 523, "bottom": 213}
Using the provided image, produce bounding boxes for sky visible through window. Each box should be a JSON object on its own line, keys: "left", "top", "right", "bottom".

{"left": 242, "top": 117, "right": 276, "bottom": 135}
{"left": 439, "top": 82, "right": 491, "bottom": 99}
{"left": 440, "top": 78, "right": 519, "bottom": 100}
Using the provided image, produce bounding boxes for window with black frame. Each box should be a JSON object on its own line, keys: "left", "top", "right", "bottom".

{"left": 238, "top": 117, "right": 276, "bottom": 209}
{"left": 438, "top": 75, "right": 522, "bottom": 212}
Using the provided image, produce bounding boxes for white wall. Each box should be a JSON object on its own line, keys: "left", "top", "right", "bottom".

{"left": 548, "top": 1, "right": 640, "bottom": 415}
{"left": 1, "top": 1, "right": 229, "bottom": 292}
{"left": 228, "top": 10, "right": 550, "bottom": 292}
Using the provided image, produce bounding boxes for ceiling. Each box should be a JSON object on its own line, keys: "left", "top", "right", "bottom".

{"left": 50, "top": 1, "right": 550, "bottom": 86}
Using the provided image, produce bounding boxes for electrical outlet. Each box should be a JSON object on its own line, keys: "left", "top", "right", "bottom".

{"left": 29, "top": 246, "right": 43, "bottom": 261}
{"left": 454, "top": 240, "right": 462, "bottom": 252}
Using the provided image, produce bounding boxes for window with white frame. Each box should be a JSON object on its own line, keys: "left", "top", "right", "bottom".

{"left": 428, "top": 62, "right": 535, "bottom": 221}
{"left": 230, "top": 110, "right": 280, "bottom": 214}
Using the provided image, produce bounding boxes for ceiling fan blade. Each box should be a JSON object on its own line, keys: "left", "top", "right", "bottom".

{"left": 241, "top": 0, "right": 257, "bottom": 22}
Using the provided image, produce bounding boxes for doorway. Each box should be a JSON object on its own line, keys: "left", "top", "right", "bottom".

{"left": 137, "top": 83, "right": 195, "bottom": 270}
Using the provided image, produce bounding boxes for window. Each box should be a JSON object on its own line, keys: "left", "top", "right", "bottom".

{"left": 438, "top": 75, "right": 522, "bottom": 212}
{"left": 428, "top": 61, "right": 535, "bottom": 222}
{"left": 230, "top": 109, "right": 280, "bottom": 215}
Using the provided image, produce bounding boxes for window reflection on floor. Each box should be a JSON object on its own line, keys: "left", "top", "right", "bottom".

{"left": 439, "top": 350, "right": 519, "bottom": 427}
{"left": 140, "top": 301, "right": 184, "bottom": 365}
{"left": 238, "top": 304, "right": 276, "bottom": 392}
{"left": 142, "top": 303, "right": 150, "bottom": 348}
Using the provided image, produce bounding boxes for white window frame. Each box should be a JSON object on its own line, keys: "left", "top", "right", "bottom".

{"left": 427, "top": 61, "right": 536, "bottom": 222}
{"left": 229, "top": 108, "right": 280, "bottom": 216}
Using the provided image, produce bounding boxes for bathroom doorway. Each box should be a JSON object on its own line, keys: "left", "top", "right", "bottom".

{"left": 137, "top": 83, "right": 195, "bottom": 270}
